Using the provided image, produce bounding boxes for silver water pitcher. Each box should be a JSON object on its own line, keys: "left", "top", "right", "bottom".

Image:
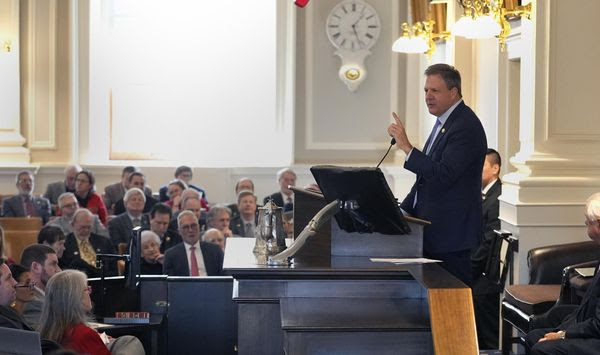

{"left": 253, "top": 200, "right": 287, "bottom": 257}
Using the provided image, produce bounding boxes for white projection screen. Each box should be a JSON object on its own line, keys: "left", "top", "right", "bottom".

{"left": 85, "top": 0, "right": 293, "bottom": 166}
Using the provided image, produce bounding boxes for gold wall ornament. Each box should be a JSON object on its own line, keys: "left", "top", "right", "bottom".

{"left": 3, "top": 40, "right": 11, "bottom": 52}
{"left": 345, "top": 68, "right": 361, "bottom": 80}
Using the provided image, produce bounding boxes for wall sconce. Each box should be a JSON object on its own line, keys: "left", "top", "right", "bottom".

{"left": 453, "top": 0, "right": 532, "bottom": 50}
{"left": 392, "top": 1, "right": 449, "bottom": 57}
{"left": 3, "top": 40, "right": 11, "bottom": 52}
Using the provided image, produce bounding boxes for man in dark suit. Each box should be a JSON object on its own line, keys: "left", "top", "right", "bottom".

{"left": 2, "top": 171, "right": 51, "bottom": 224}
{"left": 163, "top": 210, "right": 223, "bottom": 276}
{"left": 146, "top": 203, "right": 182, "bottom": 253}
{"left": 388, "top": 63, "right": 487, "bottom": 285}
{"left": 109, "top": 187, "right": 146, "bottom": 247}
{"left": 61, "top": 209, "right": 116, "bottom": 277}
{"left": 227, "top": 177, "right": 254, "bottom": 220}
{"left": 230, "top": 191, "right": 258, "bottom": 238}
{"left": 471, "top": 148, "right": 503, "bottom": 349}
{"left": 526, "top": 192, "right": 600, "bottom": 354}
{"left": 43, "top": 164, "right": 81, "bottom": 209}
{"left": 263, "top": 168, "right": 296, "bottom": 208}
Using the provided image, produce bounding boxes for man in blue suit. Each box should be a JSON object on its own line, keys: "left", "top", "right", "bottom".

{"left": 388, "top": 63, "right": 487, "bottom": 285}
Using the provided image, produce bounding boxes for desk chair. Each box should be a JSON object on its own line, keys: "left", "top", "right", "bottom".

{"left": 501, "top": 240, "right": 600, "bottom": 354}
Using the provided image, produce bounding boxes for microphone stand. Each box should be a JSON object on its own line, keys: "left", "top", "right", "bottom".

{"left": 96, "top": 253, "right": 129, "bottom": 319}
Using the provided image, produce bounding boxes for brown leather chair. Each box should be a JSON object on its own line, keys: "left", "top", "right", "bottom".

{"left": 501, "top": 240, "right": 600, "bottom": 354}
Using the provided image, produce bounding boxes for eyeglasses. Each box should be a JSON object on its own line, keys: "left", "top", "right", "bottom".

{"left": 76, "top": 178, "right": 90, "bottom": 184}
{"left": 15, "top": 281, "right": 36, "bottom": 290}
{"left": 180, "top": 223, "right": 199, "bottom": 232}
{"left": 61, "top": 203, "right": 78, "bottom": 209}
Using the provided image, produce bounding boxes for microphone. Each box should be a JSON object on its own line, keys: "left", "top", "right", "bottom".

{"left": 376, "top": 137, "right": 397, "bottom": 169}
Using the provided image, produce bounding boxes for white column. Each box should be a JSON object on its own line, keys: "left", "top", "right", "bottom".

{"left": 0, "top": 0, "right": 30, "bottom": 163}
{"left": 500, "top": 0, "right": 600, "bottom": 282}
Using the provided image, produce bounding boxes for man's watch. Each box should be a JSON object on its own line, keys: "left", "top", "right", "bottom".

{"left": 557, "top": 330, "right": 566, "bottom": 339}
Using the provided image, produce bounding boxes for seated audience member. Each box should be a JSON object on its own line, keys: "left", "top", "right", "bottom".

{"left": 104, "top": 166, "right": 137, "bottom": 214}
{"left": 113, "top": 171, "right": 158, "bottom": 215}
{"left": 108, "top": 187, "right": 146, "bottom": 247}
{"left": 146, "top": 203, "right": 182, "bottom": 253}
{"left": 526, "top": 192, "right": 600, "bottom": 354}
{"left": 163, "top": 211, "right": 223, "bottom": 276}
{"left": 36, "top": 226, "right": 66, "bottom": 269}
{"left": 47, "top": 192, "right": 108, "bottom": 238}
{"left": 2, "top": 170, "right": 51, "bottom": 223}
{"left": 8, "top": 264, "right": 34, "bottom": 314}
{"left": 74, "top": 170, "right": 108, "bottom": 225}
{"left": 38, "top": 269, "right": 145, "bottom": 355}
{"left": 227, "top": 177, "right": 255, "bottom": 220}
{"left": 231, "top": 190, "right": 258, "bottom": 238}
{"left": 164, "top": 179, "right": 187, "bottom": 213}
{"left": 159, "top": 165, "right": 207, "bottom": 202}
{"left": 471, "top": 148, "right": 503, "bottom": 350}
{"left": 44, "top": 164, "right": 81, "bottom": 212}
{"left": 168, "top": 190, "right": 204, "bottom": 231}
{"left": 202, "top": 228, "right": 225, "bottom": 252}
{"left": 140, "top": 230, "right": 164, "bottom": 275}
{"left": 263, "top": 168, "right": 296, "bottom": 208}
{"left": 20, "top": 244, "right": 62, "bottom": 329}
{"left": 62, "top": 209, "right": 116, "bottom": 278}
{"left": 0, "top": 258, "right": 33, "bottom": 330}
{"left": 206, "top": 205, "right": 239, "bottom": 239}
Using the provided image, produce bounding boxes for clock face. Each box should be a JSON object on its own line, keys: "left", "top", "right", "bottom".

{"left": 326, "top": 0, "right": 381, "bottom": 51}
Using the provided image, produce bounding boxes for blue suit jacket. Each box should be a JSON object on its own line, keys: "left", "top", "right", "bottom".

{"left": 162, "top": 241, "right": 223, "bottom": 276}
{"left": 400, "top": 101, "right": 487, "bottom": 254}
{"left": 2, "top": 195, "right": 51, "bottom": 224}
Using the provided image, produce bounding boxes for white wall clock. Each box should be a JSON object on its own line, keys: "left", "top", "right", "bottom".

{"left": 326, "top": 0, "right": 381, "bottom": 92}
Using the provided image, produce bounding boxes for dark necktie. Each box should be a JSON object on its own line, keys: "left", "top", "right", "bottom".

{"left": 24, "top": 196, "right": 35, "bottom": 217}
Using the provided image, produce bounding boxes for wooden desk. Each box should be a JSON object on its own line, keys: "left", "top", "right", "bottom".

{"left": 223, "top": 238, "right": 478, "bottom": 355}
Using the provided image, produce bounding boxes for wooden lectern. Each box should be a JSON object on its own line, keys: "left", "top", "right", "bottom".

{"left": 223, "top": 187, "right": 478, "bottom": 355}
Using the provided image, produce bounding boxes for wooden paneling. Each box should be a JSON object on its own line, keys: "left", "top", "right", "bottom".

{"left": 428, "top": 288, "right": 478, "bottom": 355}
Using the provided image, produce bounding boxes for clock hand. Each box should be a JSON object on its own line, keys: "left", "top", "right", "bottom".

{"left": 351, "top": 23, "right": 363, "bottom": 48}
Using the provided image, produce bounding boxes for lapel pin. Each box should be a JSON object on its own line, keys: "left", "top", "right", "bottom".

{"left": 441, "top": 128, "right": 445, "bottom": 133}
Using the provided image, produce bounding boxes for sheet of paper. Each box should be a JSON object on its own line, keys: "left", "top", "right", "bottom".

{"left": 370, "top": 258, "right": 442, "bottom": 264}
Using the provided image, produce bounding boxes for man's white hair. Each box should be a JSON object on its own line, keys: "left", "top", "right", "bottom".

{"left": 586, "top": 192, "right": 600, "bottom": 221}
{"left": 124, "top": 187, "right": 146, "bottom": 203}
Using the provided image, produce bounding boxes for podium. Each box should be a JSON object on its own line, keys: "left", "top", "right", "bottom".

{"left": 223, "top": 186, "right": 478, "bottom": 355}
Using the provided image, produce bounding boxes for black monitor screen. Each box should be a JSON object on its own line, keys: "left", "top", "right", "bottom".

{"left": 310, "top": 165, "right": 410, "bottom": 235}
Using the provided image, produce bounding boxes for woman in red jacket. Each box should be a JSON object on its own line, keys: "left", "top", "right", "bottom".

{"left": 38, "top": 270, "right": 110, "bottom": 354}
{"left": 75, "top": 170, "right": 108, "bottom": 225}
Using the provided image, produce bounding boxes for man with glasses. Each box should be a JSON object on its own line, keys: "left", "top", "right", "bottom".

{"left": 43, "top": 164, "right": 81, "bottom": 213}
{"left": 47, "top": 192, "right": 108, "bottom": 238}
{"left": 0, "top": 258, "right": 32, "bottom": 330}
{"left": 19, "top": 244, "right": 61, "bottom": 329}
{"left": 62, "top": 209, "right": 116, "bottom": 278}
{"left": 2, "top": 170, "right": 51, "bottom": 223}
{"left": 163, "top": 210, "right": 223, "bottom": 276}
